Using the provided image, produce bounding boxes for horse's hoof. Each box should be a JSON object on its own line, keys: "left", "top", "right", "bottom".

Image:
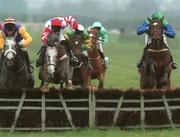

{"left": 92, "top": 86, "right": 96, "bottom": 91}
{"left": 40, "top": 86, "right": 49, "bottom": 92}
{"left": 66, "top": 84, "right": 74, "bottom": 90}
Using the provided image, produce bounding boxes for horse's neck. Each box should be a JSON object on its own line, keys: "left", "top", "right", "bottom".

{"left": 88, "top": 45, "right": 99, "bottom": 58}
{"left": 150, "top": 38, "right": 165, "bottom": 50}
{"left": 14, "top": 54, "right": 25, "bottom": 69}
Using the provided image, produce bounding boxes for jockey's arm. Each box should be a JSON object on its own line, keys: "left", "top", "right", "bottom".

{"left": 64, "top": 16, "right": 78, "bottom": 30}
{"left": 0, "top": 31, "right": 5, "bottom": 49}
{"left": 41, "top": 27, "right": 51, "bottom": 43}
{"left": 164, "top": 24, "right": 176, "bottom": 38}
{"left": 64, "top": 31, "right": 74, "bottom": 41}
{"left": 19, "top": 27, "right": 32, "bottom": 48}
{"left": 100, "top": 27, "right": 108, "bottom": 44}
{"left": 137, "top": 21, "right": 149, "bottom": 35}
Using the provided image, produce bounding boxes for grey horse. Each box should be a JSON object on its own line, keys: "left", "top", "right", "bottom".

{"left": 38, "top": 33, "right": 73, "bottom": 92}
{"left": 0, "top": 37, "right": 34, "bottom": 88}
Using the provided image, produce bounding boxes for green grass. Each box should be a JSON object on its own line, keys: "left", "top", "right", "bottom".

{"left": 28, "top": 30, "right": 180, "bottom": 89}
{"left": 1, "top": 129, "right": 180, "bottom": 137}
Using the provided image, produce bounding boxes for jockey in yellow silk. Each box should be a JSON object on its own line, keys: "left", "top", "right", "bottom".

{"left": 0, "top": 18, "right": 33, "bottom": 73}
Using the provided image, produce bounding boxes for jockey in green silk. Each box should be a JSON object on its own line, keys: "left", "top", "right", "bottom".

{"left": 136, "top": 11, "right": 177, "bottom": 71}
{"left": 64, "top": 24, "right": 92, "bottom": 67}
{"left": 86, "top": 22, "right": 109, "bottom": 67}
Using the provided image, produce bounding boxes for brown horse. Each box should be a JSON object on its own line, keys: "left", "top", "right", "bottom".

{"left": 140, "top": 17, "right": 172, "bottom": 89}
{"left": 68, "top": 33, "right": 88, "bottom": 87}
{"left": 84, "top": 29, "right": 106, "bottom": 89}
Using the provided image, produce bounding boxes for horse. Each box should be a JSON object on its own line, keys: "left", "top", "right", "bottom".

{"left": 67, "top": 33, "right": 88, "bottom": 87}
{"left": 0, "top": 37, "right": 34, "bottom": 88}
{"left": 39, "top": 33, "right": 73, "bottom": 92}
{"left": 84, "top": 30, "right": 106, "bottom": 89}
{"left": 140, "top": 17, "right": 172, "bottom": 89}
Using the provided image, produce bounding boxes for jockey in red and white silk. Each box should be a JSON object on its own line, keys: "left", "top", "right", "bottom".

{"left": 41, "top": 16, "right": 78, "bottom": 43}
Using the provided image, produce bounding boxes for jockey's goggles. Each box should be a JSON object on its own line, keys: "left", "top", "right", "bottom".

{"left": 93, "top": 27, "right": 101, "bottom": 31}
{"left": 5, "top": 23, "right": 15, "bottom": 31}
{"left": 51, "top": 26, "right": 61, "bottom": 33}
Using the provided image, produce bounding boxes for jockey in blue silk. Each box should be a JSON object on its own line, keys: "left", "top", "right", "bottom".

{"left": 136, "top": 11, "right": 177, "bottom": 71}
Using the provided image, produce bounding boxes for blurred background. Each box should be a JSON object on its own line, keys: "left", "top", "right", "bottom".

{"left": 0, "top": 0, "right": 180, "bottom": 88}
{"left": 0, "top": 0, "right": 180, "bottom": 31}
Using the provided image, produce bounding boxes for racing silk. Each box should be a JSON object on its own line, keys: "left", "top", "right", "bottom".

{"left": 137, "top": 19, "right": 176, "bottom": 38}
{"left": 87, "top": 26, "right": 108, "bottom": 44}
{"left": 41, "top": 16, "right": 78, "bottom": 43}
{"left": 0, "top": 24, "right": 32, "bottom": 49}
{"left": 64, "top": 30, "right": 91, "bottom": 50}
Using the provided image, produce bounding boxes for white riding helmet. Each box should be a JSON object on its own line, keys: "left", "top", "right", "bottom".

{"left": 77, "top": 24, "right": 84, "bottom": 31}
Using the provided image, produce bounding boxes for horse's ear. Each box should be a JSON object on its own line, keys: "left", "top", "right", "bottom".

{"left": 147, "top": 17, "right": 152, "bottom": 23}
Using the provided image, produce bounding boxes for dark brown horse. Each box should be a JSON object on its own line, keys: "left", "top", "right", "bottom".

{"left": 39, "top": 33, "right": 73, "bottom": 92}
{"left": 68, "top": 33, "right": 87, "bottom": 87}
{"left": 140, "top": 17, "right": 172, "bottom": 89}
{"left": 84, "top": 29, "right": 106, "bottom": 89}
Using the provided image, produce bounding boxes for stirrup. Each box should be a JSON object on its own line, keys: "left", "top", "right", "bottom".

{"left": 136, "top": 61, "right": 142, "bottom": 68}
{"left": 105, "top": 57, "right": 109, "bottom": 66}
{"left": 172, "top": 62, "right": 177, "bottom": 70}
{"left": 28, "top": 64, "right": 34, "bottom": 73}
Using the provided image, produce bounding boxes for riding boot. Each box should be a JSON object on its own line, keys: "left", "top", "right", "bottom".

{"left": 82, "top": 55, "right": 93, "bottom": 70}
{"left": 99, "top": 51, "right": 108, "bottom": 68}
{"left": 171, "top": 55, "right": 177, "bottom": 70}
{"left": 36, "top": 46, "right": 45, "bottom": 67}
{"left": 0, "top": 55, "right": 3, "bottom": 73}
{"left": 23, "top": 50, "right": 34, "bottom": 73}
{"left": 137, "top": 46, "right": 148, "bottom": 72}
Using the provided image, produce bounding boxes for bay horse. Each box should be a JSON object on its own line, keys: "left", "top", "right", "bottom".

{"left": 0, "top": 37, "right": 34, "bottom": 88}
{"left": 68, "top": 33, "right": 88, "bottom": 87}
{"left": 84, "top": 30, "right": 106, "bottom": 89}
{"left": 39, "top": 33, "right": 73, "bottom": 92}
{"left": 140, "top": 17, "right": 172, "bottom": 89}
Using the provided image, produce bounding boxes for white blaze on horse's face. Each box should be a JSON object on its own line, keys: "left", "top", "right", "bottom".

{"left": 153, "top": 22, "right": 158, "bottom": 26}
{"left": 46, "top": 46, "right": 58, "bottom": 74}
{"left": 4, "top": 37, "right": 17, "bottom": 61}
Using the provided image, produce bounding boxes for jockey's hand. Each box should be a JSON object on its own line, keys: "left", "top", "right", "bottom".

{"left": 17, "top": 44, "right": 24, "bottom": 48}
{"left": 71, "top": 56, "right": 79, "bottom": 66}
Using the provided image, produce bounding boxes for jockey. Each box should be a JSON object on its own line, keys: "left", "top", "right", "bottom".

{"left": 87, "top": 22, "right": 109, "bottom": 67}
{"left": 136, "top": 11, "right": 176, "bottom": 71}
{"left": 64, "top": 24, "right": 92, "bottom": 67}
{"left": 0, "top": 18, "right": 33, "bottom": 73}
{"left": 36, "top": 16, "right": 78, "bottom": 67}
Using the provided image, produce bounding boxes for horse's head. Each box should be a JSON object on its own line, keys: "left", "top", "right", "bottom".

{"left": 45, "top": 33, "right": 59, "bottom": 78}
{"left": 3, "top": 37, "right": 17, "bottom": 67}
{"left": 45, "top": 46, "right": 58, "bottom": 78}
{"left": 148, "top": 17, "right": 164, "bottom": 40}
{"left": 70, "top": 34, "right": 83, "bottom": 57}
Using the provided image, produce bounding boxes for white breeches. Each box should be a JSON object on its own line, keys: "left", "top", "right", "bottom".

{"left": 145, "top": 34, "right": 168, "bottom": 47}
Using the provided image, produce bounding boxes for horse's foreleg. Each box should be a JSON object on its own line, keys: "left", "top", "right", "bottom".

{"left": 84, "top": 74, "right": 91, "bottom": 89}
{"left": 98, "top": 73, "right": 105, "bottom": 89}
{"left": 160, "top": 66, "right": 171, "bottom": 89}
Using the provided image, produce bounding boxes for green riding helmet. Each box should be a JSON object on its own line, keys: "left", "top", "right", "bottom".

{"left": 150, "top": 11, "right": 169, "bottom": 26}
{"left": 92, "top": 22, "right": 102, "bottom": 28}
{"left": 152, "top": 11, "right": 164, "bottom": 19}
